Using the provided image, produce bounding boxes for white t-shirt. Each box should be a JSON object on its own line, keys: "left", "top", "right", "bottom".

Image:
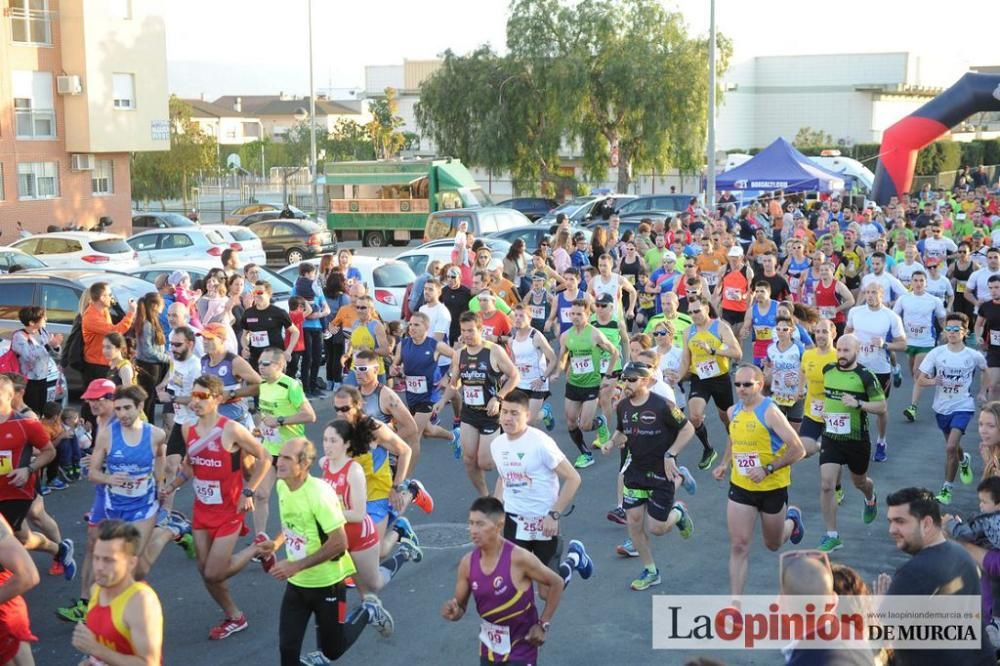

{"left": 166, "top": 354, "right": 203, "bottom": 425}
{"left": 923, "top": 236, "right": 957, "bottom": 261}
{"left": 651, "top": 377, "right": 676, "bottom": 403}
{"left": 918, "top": 345, "right": 986, "bottom": 415}
{"left": 860, "top": 271, "right": 907, "bottom": 303}
{"left": 893, "top": 292, "right": 945, "bottom": 348}
{"left": 925, "top": 275, "right": 954, "bottom": 304}
{"left": 966, "top": 267, "right": 1000, "bottom": 307}
{"left": 419, "top": 301, "right": 452, "bottom": 366}
{"left": 491, "top": 427, "right": 566, "bottom": 518}
{"left": 766, "top": 340, "right": 805, "bottom": 406}
{"left": 892, "top": 261, "right": 925, "bottom": 289}
{"left": 846, "top": 305, "right": 905, "bottom": 374}
{"left": 658, "top": 346, "right": 685, "bottom": 408}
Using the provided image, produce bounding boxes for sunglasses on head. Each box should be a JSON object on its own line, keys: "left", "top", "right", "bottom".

{"left": 191, "top": 390, "right": 214, "bottom": 400}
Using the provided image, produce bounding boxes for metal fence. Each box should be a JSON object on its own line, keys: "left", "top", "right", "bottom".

{"left": 912, "top": 165, "right": 999, "bottom": 191}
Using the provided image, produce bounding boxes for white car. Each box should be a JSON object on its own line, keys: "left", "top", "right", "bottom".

{"left": 126, "top": 228, "right": 229, "bottom": 266}
{"left": 9, "top": 232, "right": 139, "bottom": 271}
{"left": 200, "top": 224, "right": 267, "bottom": 266}
{"left": 0, "top": 248, "right": 48, "bottom": 273}
{"left": 277, "top": 254, "right": 415, "bottom": 322}
{"left": 395, "top": 243, "right": 504, "bottom": 276}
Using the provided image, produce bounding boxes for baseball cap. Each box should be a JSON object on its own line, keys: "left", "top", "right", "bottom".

{"left": 596, "top": 293, "right": 614, "bottom": 305}
{"left": 201, "top": 322, "right": 228, "bottom": 340}
{"left": 621, "top": 362, "right": 653, "bottom": 379}
{"left": 531, "top": 271, "right": 547, "bottom": 281}
{"left": 446, "top": 267, "right": 461, "bottom": 278}
{"left": 661, "top": 250, "right": 677, "bottom": 264}
{"left": 924, "top": 257, "right": 941, "bottom": 267}
{"left": 727, "top": 245, "right": 744, "bottom": 257}
{"left": 168, "top": 270, "right": 189, "bottom": 287}
{"left": 81, "top": 379, "right": 116, "bottom": 401}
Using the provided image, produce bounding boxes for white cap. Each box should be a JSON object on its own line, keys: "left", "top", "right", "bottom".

{"left": 727, "top": 245, "right": 744, "bottom": 258}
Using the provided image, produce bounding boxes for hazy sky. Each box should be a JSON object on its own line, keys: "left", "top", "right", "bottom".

{"left": 167, "top": 0, "right": 1000, "bottom": 99}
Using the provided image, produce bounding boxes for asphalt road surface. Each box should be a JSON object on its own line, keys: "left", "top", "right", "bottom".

{"left": 24, "top": 360, "right": 978, "bottom": 665}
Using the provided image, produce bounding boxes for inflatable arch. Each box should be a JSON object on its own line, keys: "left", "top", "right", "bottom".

{"left": 872, "top": 72, "right": 1000, "bottom": 205}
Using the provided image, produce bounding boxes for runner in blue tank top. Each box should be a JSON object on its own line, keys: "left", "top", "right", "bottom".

{"left": 392, "top": 312, "right": 458, "bottom": 450}
{"left": 545, "top": 268, "right": 590, "bottom": 335}
{"left": 200, "top": 324, "right": 262, "bottom": 428}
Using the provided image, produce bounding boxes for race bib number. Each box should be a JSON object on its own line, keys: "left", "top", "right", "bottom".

{"left": 560, "top": 308, "right": 573, "bottom": 324}
{"left": 811, "top": 399, "right": 825, "bottom": 418}
{"left": 819, "top": 306, "right": 837, "bottom": 320}
{"left": 940, "top": 378, "right": 963, "bottom": 396}
{"left": 957, "top": 282, "right": 966, "bottom": 293}
{"left": 249, "top": 330, "right": 269, "bottom": 348}
{"left": 991, "top": 330, "right": 1000, "bottom": 347}
{"left": 405, "top": 375, "right": 428, "bottom": 394}
{"left": 906, "top": 323, "right": 927, "bottom": 339}
{"left": 513, "top": 514, "right": 549, "bottom": 541}
{"left": 46, "top": 385, "right": 57, "bottom": 403}
{"left": 463, "top": 386, "right": 485, "bottom": 406}
{"left": 193, "top": 478, "right": 222, "bottom": 505}
{"left": 599, "top": 356, "right": 610, "bottom": 375}
{"left": 570, "top": 355, "right": 595, "bottom": 375}
{"left": 754, "top": 326, "right": 772, "bottom": 341}
{"left": 734, "top": 452, "right": 760, "bottom": 476}
{"left": 529, "top": 305, "right": 545, "bottom": 320}
{"left": 479, "top": 621, "right": 511, "bottom": 656}
{"left": 110, "top": 475, "right": 150, "bottom": 498}
{"left": 260, "top": 424, "right": 279, "bottom": 442}
{"left": 824, "top": 412, "right": 851, "bottom": 435}
{"left": 283, "top": 527, "right": 308, "bottom": 561}
{"left": 789, "top": 277, "right": 801, "bottom": 293}
{"left": 482, "top": 325, "right": 495, "bottom": 338}
{"left": 695, "top": 359, "right": 720, "bottom": 379}
{"left": 0, "top": 451, "right": 12, "bottom": 475}
{"left": 724, "top": 287, "right": 742, "bottom": 302}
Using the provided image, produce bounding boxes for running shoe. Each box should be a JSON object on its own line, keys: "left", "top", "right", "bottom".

{"left": 177, "top": 533, "right": 197, "bottom": 560}
{"left": 55, "top": 598, "right": 87, "bottom": 623}
{"left": 394, "top": 517, "right": 418, "bottom": 545}
{"left": 568, "top": 540, "right": 594, "bottom": 579}
{"left": 594, "top": 415, "right": 611, "bottom": 448}
{"left": 541, "top": 402, "right": 555, "bottom": 432}
{"left": 677, "top": 465, "right": 697, "bottom": 495}
{"left": 301, "top": 651, "right": 331, "bottom": 666}
{"left": 873, "top": 441, "right": 887, "bottom": 463}
{"left": 251, "top": 531, "right": 269, "bottom": 563}
{"left": 209, "top": 614, "right": 248, "bottom": 640}
{"left": 606, "top": 506, "right": 626, "bottom": 525}
{"left": 698, "top": 447, "right": 718, "bottom": 471}
{"left": 817, "top": 535, "right": 843, "bottom": 553}
{"left": 47, "top": 560, "right": 65, "bottom": 577}
{"left": 399, "top": 537, "right": 423, "bottom": 563}
{"left": 70, "top": 465, "right": 82, "bottom": 481}
{"left": 573, "top": 453, "right": 595, "bottom": 469}
{"left": 835, "top": 486, "right": 845, "bottom": 505}
{"left": 960, "top": 452, "right": 974, "bottom": 485}
{"left": 38, "top": 481, "right": 51, "bottom": 496}
{"left": 451, "top": 427, "right": 462, "bottom": 460}
{"left": 672, "top": 501, "right": 694, "bottom": 539}
{"left": 863, "top": 492, "right": 878, "bottom": 524}
{"left": 902, "top": 404, "right": 917, "bottom": 422}
{"left": 407, "top": 479, "right": 435, "bottom": 514}
{"left": 49, "top": 477, "right": 68, "bottom": 491}
{"left": 892, "top": 364, "right": 902, "bottom": 388}
{"left": 616, "top": 539, "right": 639, "bottom": 558}
{"left": 786, "top": 506, "right": 805, "bottom": 545}
{"left": 362, "top": 594, "right": 395, "bottom": 638}
{"left": 630, "top": 566, "right": 661, "bottom": 591}
{"left": 56, "top": 539, "right": 76, "bottom": 581}
{"left": 935, "top": 486, "right": 953, "bottom": 505}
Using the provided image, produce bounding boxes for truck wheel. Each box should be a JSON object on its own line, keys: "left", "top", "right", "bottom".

{"left": 363, "top": 231, "right": 385, "bottom": 247}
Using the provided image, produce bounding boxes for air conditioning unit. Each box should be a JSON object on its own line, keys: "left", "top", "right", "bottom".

{"left": 71, "top": 154, "right": 95, "bottom": 171}
{"left": 57, "top": 75, "right": 82, "bottom": 95}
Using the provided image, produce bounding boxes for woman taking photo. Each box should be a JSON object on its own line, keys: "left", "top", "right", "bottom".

{"left": 132, "top": 293, "right": 170, "bottom": 421}
{"left": 502, "top": 239, "right": 529, "bottom": 296}
{"left": 10, "top": 306, "right": 63, "bottom": 414}
{"left": 103, "top": 332, "right": 134, "bottom": 386}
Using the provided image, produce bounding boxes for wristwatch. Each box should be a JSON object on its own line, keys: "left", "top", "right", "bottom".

{"left": 242, "top": 488, "right": 255, "bottom": 498}
{"left": 765, "top": 463, "right": 775, "bottom": 475}
{"left": 277, "top": 416, "right": 286, "bottom": 426}
{"left": 537, "top": 620, "right": 551, "bottom": 632}
{"left": 665, "top": 452, "right": 678, "bottom": 460}
{"left": 547, "top": 510, "right": 561, "bottom": 521}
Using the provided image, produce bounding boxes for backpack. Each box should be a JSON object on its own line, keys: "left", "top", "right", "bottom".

{"left": 61, "top": 316, "right": 85, "bottom": 372}
{"left": 0, "top": 331, "right": 22, "bottom": 375}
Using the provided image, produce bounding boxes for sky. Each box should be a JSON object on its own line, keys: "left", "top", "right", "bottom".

{"left": 166, "top": 0, "right": 1000, "bottom": 100}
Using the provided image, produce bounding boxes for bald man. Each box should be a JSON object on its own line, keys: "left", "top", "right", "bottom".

{"left": 167, "top": 303, "right": 204, "bottom": 357}
{"left": 815, "top": 334, "right": 885, "bottom": 554}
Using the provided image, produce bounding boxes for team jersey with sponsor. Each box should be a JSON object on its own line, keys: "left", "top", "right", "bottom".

{"left": 84, "top": 582, "right": 159, "bottom": 661}
{"left": 750, "top": 300, "right": 778, "bottom": 359}
{"left": 801, "top": 348, "right": 838, "bottom": 424}
{"left": 893, "top": 292, "right": 946, "bottom": 348}
{"left": 491, "top": 427, "right": 565, "bottom": 523}
{"left": 104, "top": 422, "right": 157, "bottom": 514}
{"left": 845, "top": 306, "right": 905, "bottom": 374}
{"left": 918, "top": 346, "right": 987, "bottom": 415}
{"left": 470, "top": 540, "right": 539, "bottom": 664}
{"left": 765, "top": 340, "right": 805, "bottom": 407}
{"left": 0, "top": 414, "right": 48, "bottom": 502}
{"left": 821, "top": 365, "right": 885, "bottom": 442}
{"left": 459, "top": 344, "right": 501, "bottom": 411}
{"left": 616, "top": 392, "right": 687, "bottom": 479}
{"left": 728, "top": 398, "right": 789, "bottom": 492}
{"left": 186, "top": 417, "right": 242, "bottom": 516}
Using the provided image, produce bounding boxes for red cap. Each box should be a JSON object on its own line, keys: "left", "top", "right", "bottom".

{"left": 81, "top": 379, "right": 116, "bottom": 400}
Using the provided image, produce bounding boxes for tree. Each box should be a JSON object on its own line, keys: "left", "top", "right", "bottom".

{"left": 367, "top": 87, "right": 407, "bottom": 159}
{"left": 324, "top": 118, "right": 375, "bottom": 161}
{"left": 793, "top": 127, "right": 834, "bottom": 149}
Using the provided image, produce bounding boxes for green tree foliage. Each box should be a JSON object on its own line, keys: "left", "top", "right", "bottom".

{"left": 131, "top": 96, "right": 217, "bottom": 208}
{"left": 367, "top": 88, "right": 407, "bottom": 159}
{"left": 326, "top": 119, "right": 376, "bottom": 161}
{"left": 793, "top": 127, "right": 834, "bottom": 149}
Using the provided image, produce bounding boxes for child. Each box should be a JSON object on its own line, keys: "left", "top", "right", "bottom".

{"left": 40, "top": 402, "right": 72, "bottom": 489}
{"left": 168, "top": 270, "right": 203, "bottom": 329}
{"left": 285, "top": 295, "right": 308, "bottom": 380}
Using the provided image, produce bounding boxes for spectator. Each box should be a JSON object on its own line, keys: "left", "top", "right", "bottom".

{"left": 410, "top": 259, "right": 443, "bottom": 315}
{"left": 502, "top": 240, "right": 529, "bottom": 293}
{"left": 293, "top": 263, "right": 329, "bottom": 397}
{"left": 81, "top": 282, "right": 136, "bottom": 409}
{"left": 166, "top": 302, "right": 204, "bottom": 358}
{"left": 10, "top": 306, "right": 63, "bottom": 415}
{"left": 102, "top": 333, "right": 134, "bottom": 387}
{"left": 337, "top": 249, "right": 362, "bottom": 288}
{"left": 323, "top": 271, "right": 350, "bottom": 390}
{"left": 131, "top": 293, "right": 170, "bottom": 423}
{"left": 153, "top": 274, "right": 174, "bottom": 336}
{"left": 221, "top": 248, "right": 240, "bottom": 277}
{"left": 167, "top": 271, "right": 202, "bottom": 330}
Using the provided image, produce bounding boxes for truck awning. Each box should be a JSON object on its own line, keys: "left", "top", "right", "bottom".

{"left": 317, "top": 173, "right": 421, "bottom": 186}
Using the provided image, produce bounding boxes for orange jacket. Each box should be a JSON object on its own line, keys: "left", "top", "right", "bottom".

{"left": 82, "top": 304, "right": 135, "bottom": 366}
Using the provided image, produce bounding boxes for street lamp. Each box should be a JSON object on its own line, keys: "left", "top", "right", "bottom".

{"left": 306, "top": 0, "right": 319, "bottom": 220}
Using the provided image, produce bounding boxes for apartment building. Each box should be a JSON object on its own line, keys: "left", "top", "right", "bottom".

{"left": 0, "top": 0, "right": 169, "bottom": 234}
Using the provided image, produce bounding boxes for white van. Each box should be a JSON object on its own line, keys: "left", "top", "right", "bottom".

{"left": 809, "top": 152, "right": 875, "bottom": 194}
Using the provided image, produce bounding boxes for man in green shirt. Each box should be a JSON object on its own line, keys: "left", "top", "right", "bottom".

{"left": 950, "top": 212, "right": 975, "bottom": 241}
{"left": 643, "top": 291, "right": 693, "bottom": 345}
{"left": 817, "top": 334, "right": 886, "bottom": 554}
{"left": 643, "top": 233, "right": 668, "bottom": 273}
{"left": 262, "top": 437, "right": 389, "bottom": 663}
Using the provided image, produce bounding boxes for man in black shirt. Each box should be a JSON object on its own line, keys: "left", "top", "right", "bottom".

{"left": 441, "top": 266, "right": 472, "bottom": 348}
{"left": 879, "top": 487, "right": 994, "bottom": 665}
{"left": 240, "top": 281, "right": 297, "bottom": 370}
{"left": 757, "top": 254, "right": 791, "bottom": 302}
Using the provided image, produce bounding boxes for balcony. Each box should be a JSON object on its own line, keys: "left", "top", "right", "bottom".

{"left": 9, "top": 7, "right": 54, "bottom": 46}
{"left": 15, "top": 108, "right": 56, "bottom": 139}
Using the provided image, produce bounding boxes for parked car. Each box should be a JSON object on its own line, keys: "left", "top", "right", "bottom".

{"left": 412, "top": 236, "right": 512, "bottom": 255}
{"left": 126, "top": 228, "right": 229, "bottom": 266}
{"left": 617, "top": 194, "right": 696, "bottom": 216}
{"left": 422, "top": 207, "right": 530, "bottom": 243}
{"left": 130, "top": 263, "right": 293, "bottom": 311}
{"left": 0, "top": 248, "right": 48, "bottom": 273}
{"left": 131, "top": 212, "right": 199, "bottom": 230}
{"left": 277, "top": 255, "right": 414, "bottom": 322}
{"left": 8, "top": 232, "right": 140, "bottom": 271}
{"left": 494, "top": 197, "right": 558, "bottom": 222}
{"left": 535, "top": 194, "right": 638, "bottom": 226}
{"left": 200, "top": 224, "right": 267, "bottom": 266}
{"left": 0, "top": 270, "right": 157, "bottom": 393}
{"left": 394, "top": 244, "right": 507, "bottom": 277}
{"left": 247, "top": 219, "right": 337, "bottom": 265}
{"left": 484, "top": 225, "right": 592, "bottom": 254}
{"left": 225, "top": 203, "right": 308, "bottom": 226}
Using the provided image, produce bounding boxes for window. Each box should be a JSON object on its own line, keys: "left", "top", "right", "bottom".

{"left": 17, "top": 162, "right": 59, "bottom": 200}
{"left": 12, "top": 71, "right": 55, "bottom": 139}
{"left": 91, "top": 159, "right": 114, "bottom": 195}
{"left": 9, "top": 0, "right": 51, "bottom": 45}
{"left": 36, "top": 238, "right": 80, "bottom": 255}
{"left": 40, "top": 285, "right": 81, "bottom": 325}
{"left": 89, "top": 239, "right": 132, "bottom": 255}
{"left": 0, "top": 283, "right": 36, "bottom": 322}
{"left": 242, "top": 122, "right": 260, "bottom": 138}
{"left": 127, "top": 235, "right": 158, "bottom": 252}
{"left": 160, "top": 234, "right": 193, "bottom": 250}
{"left": 112, "top": 73, "right": 135, "bottom": 110}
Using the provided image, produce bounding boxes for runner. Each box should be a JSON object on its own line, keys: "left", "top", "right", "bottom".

{"left": 558, "top": 299, "right": 618, "bottom": 469}
{"left": 741, "top": 280, "right": 778, "bottom": 367}
{"left": 817, "top": 334, "right": 885, "bottom": 553}
{"left": 507, "top": 303, "right": 559, "bottom": 431}
{"left": 524, "top": 272, "right": 553, "bottom": 334}
{"left": 200, "top": 321, "right": 261, "bottom": 431}
{"left": 715, "top": 245, "right": 753, "bottom": 337}
{"left": 240, "top": 280, "right": 298, "bottom": 371}
{"left": 896, "top": 271, "right": 947, "bottom": 422}
{"left": 679, "top": 296, "right": 743, "bottom": 470}
{"left": 813, "top": 262, "right": 855, "bottom": 338}
{"left": 923, "top": 258, "right": 955, "bottom": 310}
{"left": 964, "top": 247, "right": 1000, "bottom": 315}
{"left": 915, "top": 312, "right": 986, "bottom": 505}
{"left": 592, "top": 293, "right": 629, "bottom": 449}
{"left": 838, "top": 229, "right": 866, "bottom": 300}
{"left": 85, "top": 385, "right": 167, "bottom": 579}
{"left": 603, "top": 362, "right": 695, "bottom": 590}
{"left": 434, "top": 312, "right": 520, "bottom": 495}
{"left": 798, "top": 319, "right": 839, "bottom": 457}
{"left": 545, "top": 267, "right": 588, "bottom": 336}
{"left": 441, "top": 497, "right": 564, "bottom": 665}
{"left": 352, "top": 348, "right": 422, "bottom": 478}
{"left": 975, "top": 275, "right": 1000, "bottom": 402}
{"left": 781, "top": 240, "right": 810, "bottom": 303}
{"left": 844, "top": 283, "right": 907, "bottom": 462}
{"left": 950, "top": 242, "right": 977, "bottom": 323}
{"left": 892, "top": 242, "right": 926, "bottom": 290}
{"left": 756, "top": 254, "right": 791, "bottom": 302}
{"left": 476, "top": 289, "right": 514, "bottom": 345}
{"left": 711, "top": 364, "right": 806, "bottom": 598}
{"left": 763, "top": 316, "right": 806, "bottom": 431}
{"left": 344, "top": 295, "right": 391, "bottom": 384}
{"left": 0, "top": 513, "right": 38, "bottom": 666}
{"left": 159, "top": 374, "right": 272, "bottom": 640}
{"left": 155, "top": 326, "right": 202, "bottom": 513}
{"left": 254, "top": 347, "right": 317, "bottom": 538}
{"left": 491, "top": 390, "right": 594, "bottom": 590}
{"left": 642, "top": 292, "right": 692, "bottom": 345}
{"left": 72, "top": 520, "right": 163, "bottom": 665}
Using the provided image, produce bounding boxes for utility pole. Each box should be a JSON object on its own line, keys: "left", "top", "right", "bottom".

{"left": 706, "top": 0, "right": 717, "bottom": 209}
{"left": 307, "top": 0, "right": 319, "bottom": 220}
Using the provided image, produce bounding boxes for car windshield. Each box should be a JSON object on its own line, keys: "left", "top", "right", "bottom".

{"left": 373, "top": 262, "right": 416, "bottom": 288}
{"left": 7, "top": 253, "right": 46, "bottom": 270}
{"left": 162, "top": 213, "right": 196, "bottom": 226}
{"left": 550, "top": 197, "right": 593, "bottom": 215}
{"left": 90, "top": 239, "right": 133, "bottom": 254}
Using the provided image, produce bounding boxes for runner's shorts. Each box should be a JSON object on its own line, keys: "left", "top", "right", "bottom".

{"left": 105, "top": 501, "right": 159, "bottom": 524}
{"left": 776, "top": 400, "right": 804, "bottom": 423}
{"left": 799, "top": 417, "right": 824, "bottom": 441}
{"left": 192, "top": 508, "right": 244, "bottom": 539}
{"left": 819, "top": 437, "right": 871, "bottom": 476}
{"left": 988, "top": 350, "right": 1000, "bottom": 369}
{"left": 875, "top": 372, "right": 892, "bottom": 398}
{"left": 622, "top": 470, "right": 676, "bottom": 522}
{"left": 0, "top": 500, "right": 32, "bottom": 532}
{"left": 346, "top": 513, "right": 379, "bottom": 552}
{"left": 565, "top": 383, "right": 600, "bottom": 403}
{"left": 689, "top": 374, "right": 735, "bottom": 410}
{"left": 460, "top": 407, "right": 500, "bottom": 435}
{"left": 0, "top": 593, "right": 35, "bottom": 663}
{"left": 936, "top": 410, "right": 974, "bottom": 435}
{"left": 728, "top": 483, "right": 788, "bottom": 515}
{"left": 503, "top": 513, "right": 561, "bottom": 569}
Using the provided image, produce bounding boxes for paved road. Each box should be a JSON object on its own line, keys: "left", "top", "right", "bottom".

{"left": 24, "top": 360, "right": 976, "bottom": 664}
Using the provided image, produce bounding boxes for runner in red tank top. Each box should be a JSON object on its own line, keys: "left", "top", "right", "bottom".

{"left": 160, "top": 375, "right": 271, "bottom": 641}
{"left": 0, "top": 514, "right": 38, "bottom": 666}
{"left": 813, "top": 263, "right": 856, "bottom": 336}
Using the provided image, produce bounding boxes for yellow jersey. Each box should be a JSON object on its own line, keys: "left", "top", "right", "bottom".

{"left": 729, "top": 397, "right": 790, "bottom": 491}
{"left": 801, "top": 347, "right": 837, "bottom": 423}
{"left": 686, "top": 320, "right": 729, "bottom": 379}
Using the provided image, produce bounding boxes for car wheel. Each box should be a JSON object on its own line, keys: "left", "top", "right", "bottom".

{"left": 286, "top": 248, "right": 305, "bottom": 264}
{"left": 363, "top": 231, "right": 386, "bottom": 247}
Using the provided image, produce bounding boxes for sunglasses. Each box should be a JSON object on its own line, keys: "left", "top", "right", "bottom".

{"left": 356, "top": 306, "right": 368, "bottom": 311}
{"left": 191, "top": 391, "right": 214, "bottom": 400}
{"left": 733, "top": 381, "right": 757, "bottom": 388}
{"left": 169, "top": 342, "right": 186, "bottom": 347}
{"left": 944, "top": 325, "right": 963, "bottom": 332}
{"left": 652, "top": 330, "right": 669, "bottom": 337}
{"left": 335, "top": 405, "right": 352, "bottom": 413}
{"left": 623, "top": 376, "right": 643, "bottom": 383}
{"left": 353, "top": 365, "right": 372, "bottom": 373}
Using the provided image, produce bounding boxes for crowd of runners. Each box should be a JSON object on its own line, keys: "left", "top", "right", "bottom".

{"left": 3, "top": 184, "right": 1000, "bottom": 662}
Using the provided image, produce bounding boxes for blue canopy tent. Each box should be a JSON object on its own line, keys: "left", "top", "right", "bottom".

{"left": 716, "top": 138, "right": 846, "bottom": 193}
